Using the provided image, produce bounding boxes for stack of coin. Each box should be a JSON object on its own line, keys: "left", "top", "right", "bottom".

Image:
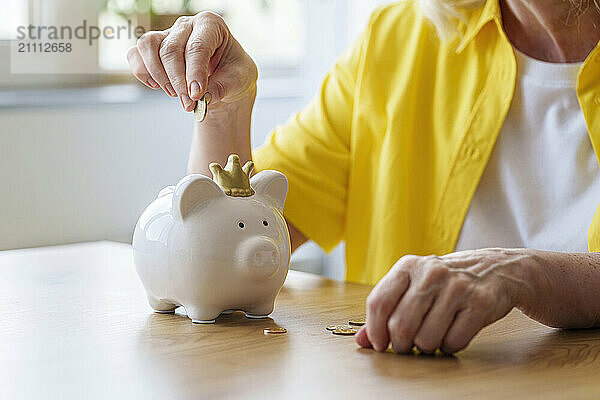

{"left": 325, "top": 317, "right": 366, "bottom": 336}
{"left": 332, "top": 327, "right": 357, "bottom": 336}
{"left": 326, "top": 324, "right": 352, "bottom": 331}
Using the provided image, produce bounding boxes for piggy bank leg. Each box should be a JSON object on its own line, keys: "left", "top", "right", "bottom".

{"left": 148, "top": 296, "right": 177, "bottom": 314}
{"left": 244, "top": 301, "right": 275, "bottom": 319}
{"left": 185, "top": 306, "right": 220, "bottom": 324}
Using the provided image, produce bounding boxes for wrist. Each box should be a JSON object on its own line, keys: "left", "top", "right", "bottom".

{"left": 203, "top": 84, "right": 257, "bottom": 117}
{"left": 508, "top": 248, "right": 543, "bottom": 310}
{"left": 472, "top": 248, "right": 538, "bottom": 309}
{"left": 195, "top": 86, "right": 256, "bottom": 133}
{"left": 188, "top": 86, "right": 255, "bottom": 176}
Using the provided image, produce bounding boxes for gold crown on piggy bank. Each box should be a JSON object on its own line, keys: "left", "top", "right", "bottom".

{"left": 209, "top": 154, "right": 255, "bottom": 197}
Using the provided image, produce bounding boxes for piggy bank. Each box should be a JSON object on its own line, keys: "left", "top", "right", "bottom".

{"left": 133, "top": 154, "right": 290, "bottom": 323}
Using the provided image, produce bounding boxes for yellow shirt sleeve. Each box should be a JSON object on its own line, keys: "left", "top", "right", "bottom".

{"left": 252, "top": 19, "right": 371, "bottom": 252}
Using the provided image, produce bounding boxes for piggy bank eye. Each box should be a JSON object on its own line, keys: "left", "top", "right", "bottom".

{"left": 238, "top": 221, "right": 245, "bottom": 229}
{"left": 262, "top": 220, "right": 269, "bottom": 227}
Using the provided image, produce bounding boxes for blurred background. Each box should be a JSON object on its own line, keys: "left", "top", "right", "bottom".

{"left": 0, "top": 0, "right": 387, "bottom": 279}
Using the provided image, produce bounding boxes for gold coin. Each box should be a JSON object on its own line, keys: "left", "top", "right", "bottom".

{"left": 264, "top": 327, "right": 287, "bottom": 335}
{"left": 327, "top": 325, "right": 353, "bottom": 331}
{"left": 332, "top": 327, "right": 357, "bottom": 336}
{"left": 348, "top": 318, "right": 366, "bottom": 326}
{"left": 194, "top": 95, "right": 208, "bottom": 122}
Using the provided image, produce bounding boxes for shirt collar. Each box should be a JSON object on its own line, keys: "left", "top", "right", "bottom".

{"left": 456, "top": 0, "right": 503, "bottom": 53}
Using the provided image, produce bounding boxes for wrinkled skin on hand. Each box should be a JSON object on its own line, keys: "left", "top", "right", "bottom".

{"left": 127, "top": 12, "right": 258, "bottom": 112}
{"left": 356, "top": 248, "right": 534, "bottom": 354}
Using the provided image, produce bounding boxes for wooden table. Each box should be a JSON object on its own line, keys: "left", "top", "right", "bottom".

{"left": 1, "top": 242, "right": 599, "bottom": 399}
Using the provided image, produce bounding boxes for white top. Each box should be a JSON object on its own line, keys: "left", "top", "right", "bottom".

{"left": 455, "top": 49, "right": 600, "bottom": 253}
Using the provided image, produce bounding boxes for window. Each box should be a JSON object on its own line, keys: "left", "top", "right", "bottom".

{"left": 1, "top": 0, "right": 387, "bottom": 90}
{"left": 0, "top": 1, "right": 29, "bottom": 40}
{"left": 101, "top": 0, "right": 306, "bottom": 75}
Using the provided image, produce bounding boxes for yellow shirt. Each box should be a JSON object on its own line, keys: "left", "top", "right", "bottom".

{"left": 252, "top": 0, "right": 600, "bottom": 285}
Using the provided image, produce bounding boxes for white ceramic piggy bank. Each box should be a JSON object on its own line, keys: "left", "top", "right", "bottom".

{"left": 133, "top": 154, "right": 290, "bottom": 323}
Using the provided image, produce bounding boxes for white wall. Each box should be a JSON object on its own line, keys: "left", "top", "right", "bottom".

{"left": 0, "top": 86, "right": 303, "bottom": 250}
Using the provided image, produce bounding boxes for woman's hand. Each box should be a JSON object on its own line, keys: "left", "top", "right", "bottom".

{"left": 356, "top": 248, "right": 534, "bottom": 354}
{"left": 127, "top": 12, "right": 258, "bottom": 112}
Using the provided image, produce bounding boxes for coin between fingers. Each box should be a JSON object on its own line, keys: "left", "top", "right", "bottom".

{"left": 194, "top": 95, "right": 208, "bottom": 122}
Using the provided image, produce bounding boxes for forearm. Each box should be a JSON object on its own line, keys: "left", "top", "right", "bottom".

{"left": 518, "top": 249, "right": 600, "bottom": 328}
{"left": 187, "top": 87, "right": 256, "bottom": 176}
{"left": 186, "top": 88, "right": 308, "bottom": 252}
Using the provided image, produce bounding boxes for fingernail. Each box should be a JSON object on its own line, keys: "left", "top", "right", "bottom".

{"left": 165, "top": 83, "right": 177, "bottom": 97}
{"left": 180, "top": 93, "right": 193, "bottom": 111}
{"left": 146, "top": 77, "right": 160, "bottom": 89}
{"left": 189, "top": 81, "right": 201, "bottom": 100}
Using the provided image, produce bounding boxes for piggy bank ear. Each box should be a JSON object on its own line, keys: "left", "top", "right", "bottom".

{"left": 172, "top": 174, "right": 223, "bottom": 221}
{"left": 250, "top": 170, "right": 288, "bottom": 212}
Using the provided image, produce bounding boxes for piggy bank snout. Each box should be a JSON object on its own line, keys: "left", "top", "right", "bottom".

{"left": 239, "top": 237, "right": 281, "bottom": 279}
{"left": 253, "top": 248, "right": 278, "bottom": 268}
